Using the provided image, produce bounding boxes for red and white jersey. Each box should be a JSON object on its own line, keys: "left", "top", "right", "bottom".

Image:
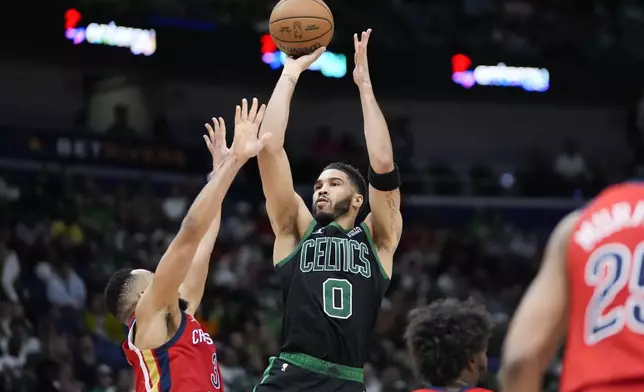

{"left": 122, "top": 311, "right": 224, "bottom": 392}
{"left": 562, "top": 182, "right": 644, "bottom": 392}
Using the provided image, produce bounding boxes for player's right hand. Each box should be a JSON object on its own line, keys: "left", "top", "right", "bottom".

{"left": 284, "top": 47, "right": 326, "bottom": 74}
{"left": 230, "top": 98, "right": 272, "bottom": 160}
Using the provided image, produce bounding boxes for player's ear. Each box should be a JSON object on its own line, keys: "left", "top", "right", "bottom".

{"left": 353, "top": 194, "right": 364, "bottom": 209}
{"left": 465, "top": 355, "right": 476, "bottom": 371}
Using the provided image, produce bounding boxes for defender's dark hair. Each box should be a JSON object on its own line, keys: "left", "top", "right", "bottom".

{"left": 104, "top": 268, "right": 135, "bottom": 322}
{"left": 404, "top": 298, "right": 492, "bottom": 386}
{"left": 323, "top": 162, "right": 367, "bottom": 196}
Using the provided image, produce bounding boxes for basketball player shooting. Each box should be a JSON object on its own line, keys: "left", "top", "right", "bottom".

{"left": 253, "top": 29, "right": 403, "bottom": 392}
{"left": 104, "top": 98, "right": 271, "bottom": 392}
{"left": 500, "top": 182, "right": 644, "bottom": 392}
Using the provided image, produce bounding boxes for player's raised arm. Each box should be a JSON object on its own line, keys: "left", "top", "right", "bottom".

{"left": 499, "top": 211, "right": 579, "bottom": 392}
{"left": 257, "top": 48, "right": 325, "bottom": 254}
{"left": 136, "top": 98, "right": 270, "bottom": 320}
{"left": 178, "top": 120, "right": 232, "bottom": 316}
{"left": 354, "top": 29, "right": 402, "bottom": 277}
{"left": 179, "top": 212, "right": 220, "bottom": 316}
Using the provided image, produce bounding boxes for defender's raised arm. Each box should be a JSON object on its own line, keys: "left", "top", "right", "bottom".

{"left": 136, "top": 99, "right": 269, "bottom": 321}
{"left": 178, "top": 119, "right": 232, "bottom": 316}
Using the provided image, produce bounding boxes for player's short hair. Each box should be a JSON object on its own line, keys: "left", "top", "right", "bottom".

{"left": 323, "top": 162, "right": 367, "bottom": 196}
{"left": 404, "top": 298, "right": 492, "bottom": 386}
{"left": 104, "top": 268, "right": 135, "bottom": 322}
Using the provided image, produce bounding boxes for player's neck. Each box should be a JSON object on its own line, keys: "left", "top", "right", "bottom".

{"left": 450, "top": 375, "right": 475, "bottom": 389}
{"left": 332, "top": 215, "right": 355, "bottom": 231}
{"left": 437, "top": 379, "right": 469, "bottom": 392}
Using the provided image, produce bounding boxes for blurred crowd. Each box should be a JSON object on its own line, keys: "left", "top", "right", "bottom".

{"left": 385, "top": 0, "right": 644, "bottom": 58}
{"left": 305, "top": 122, "right": 611, "bottom": 198}
{"left": 0, "top": 145, "right": 570, "bottom": 391}
{"left": 71, "top": 0, "right": 644, "bottom": 58}
{"left": 96, "top": 103, "right": 614, "bottom": 199}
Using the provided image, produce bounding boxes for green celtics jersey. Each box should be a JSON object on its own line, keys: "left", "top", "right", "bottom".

{"left": 274, "top": 219, "right": 390, "bottom": 368}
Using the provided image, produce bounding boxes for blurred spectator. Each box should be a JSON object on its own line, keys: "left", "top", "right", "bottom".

{"left": 218, "top": 347, "right": 252, "bottom": 391}
{"left": 84, "top": 293, "right": 124, "bottom": 343}
{"left": 106, "top": 105, "right": 136, "bottom": 138}
{"left": 1, "top": 242, "right": 20, "bottom": 303}
{"left": 89, "top": 364, "right": 114, "bottom": 392}
{"left": 554, "top": 139, "right": 590, "bottom": 194}
{"left": 57, "top": 361, "right": 82, "bottom": 392}
{"left": 0, "top": 306, "right": 41, "bottom": 373}
{"left": 364, "top": 363, "right": 383, "bottom": 392}
{"left": 51, "top": 213, "right": 84, "bottom": 246}
{"left": 14, "top": 212, "right": 48, "bottom": 248}
{"left": 112, "top": 368, "right": 134, "bottom": 392}
{"left": 162, "top": 185, "right": 189, "bottom": 222}
{"left": 0, "top": 175, "right": 20, "bottom": 201}
{"left": 74, "top": 335, "right": 99, "bottom": 388}
{"left": 39, "top": 258, "right": 86, "bottom": 311}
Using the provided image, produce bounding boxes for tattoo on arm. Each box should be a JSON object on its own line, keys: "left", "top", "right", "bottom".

{"left": 385, "top": 191, "right": 402, "bottom": 245}
{"left": 282, "top": 74, "right": 298, "bottom": 85}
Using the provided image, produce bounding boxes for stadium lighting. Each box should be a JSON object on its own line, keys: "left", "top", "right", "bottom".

{"left": 64, "top": 8, "right": 157, "bottom": 56}
{"left": 451, "top": 53, "right": 549, "bottom": 92}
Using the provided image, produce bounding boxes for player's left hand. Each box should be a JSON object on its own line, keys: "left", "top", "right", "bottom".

{"left": 353, "top": 28, "right": 372, "bottom": 89}
{"left": 230, "top": 97, "right": 272, "bottom": 160}
{"left": 204, "top": 117, "right": 229, "bottom": 174}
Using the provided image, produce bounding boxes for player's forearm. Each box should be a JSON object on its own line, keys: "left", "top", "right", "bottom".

{"left": 258, "top": 70, "right": 300, "bottom": 149}
{"left": 180, "top": 212, "right": 221, "bottom": 311}
{"left": 187, "top": 212, "right": 220, "bottom": 279}
{"left": 359, "top": 85, "right": 394, "bottom": 173}
{"left": 181, "top": 154, "right": 243, "bottom": 236}
{"left": 194, "top": 212, "right": 221, "bottom": 262}
{"left": 499, "top": 361, "right": 543, "bottom": 392}
{"left": 499, "top": 334, "right": 551, "bottom": 392}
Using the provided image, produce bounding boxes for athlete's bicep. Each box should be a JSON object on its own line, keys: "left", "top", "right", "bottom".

{"left": 258, "top": 148, "right": 313, "bottom": 235}
{"left": 137, "top": 228, "right": 202, "bottom": 320}
{"left": 500, "top": 211, "right": 579, "bottom": 392}
{"left": 366, "top": 185, "right": 402, "bottom": 251}
{"left": 272, "top": 197, "right": 313, "bottom": 264}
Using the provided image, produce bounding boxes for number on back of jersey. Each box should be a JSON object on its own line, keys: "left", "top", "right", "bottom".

{"left": 585, "top": 242, "right": 644, "bottom": 345}
{"left": 211, "top": 353, "right": 220, "bottom": 389}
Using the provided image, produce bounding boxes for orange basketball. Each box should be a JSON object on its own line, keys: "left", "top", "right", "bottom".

{"left": 269, "top": 0, "right": 334, "bottom": 58}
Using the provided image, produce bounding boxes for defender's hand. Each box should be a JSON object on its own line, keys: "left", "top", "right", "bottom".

{"left": 230, "top": 98, "right": 272, "bottom": 160}
{"left": 353, "top": 29, "right": 372, "bottom": 88}
{"left": 283, "top": 47, "right": 327, "bottom": 75}
{"left": 204, "top": 117, "right": 229, "bottom": 173}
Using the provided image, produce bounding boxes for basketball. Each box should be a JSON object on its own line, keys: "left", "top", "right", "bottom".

{"left": 269, "top": 0, "right": 334, "bottom": 58}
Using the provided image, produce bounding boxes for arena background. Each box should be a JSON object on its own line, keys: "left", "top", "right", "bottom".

{"left": 0, "top": 0, "right": 643, "bottom": 391}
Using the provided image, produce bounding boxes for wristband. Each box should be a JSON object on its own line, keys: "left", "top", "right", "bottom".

{"left": 368, "top": 164, "right": 401, "bottom": 191}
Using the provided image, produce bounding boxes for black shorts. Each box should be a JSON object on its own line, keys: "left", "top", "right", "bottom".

{"left": 253, "top": 353, "right": 365, "bottom": 392}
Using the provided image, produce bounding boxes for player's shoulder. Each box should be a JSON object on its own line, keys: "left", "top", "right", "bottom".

{"left": 124, "top": 311, "right": 193, "bottom": 351}
{"left": 583, "top": 181, "right": 644, "bottom": 211}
